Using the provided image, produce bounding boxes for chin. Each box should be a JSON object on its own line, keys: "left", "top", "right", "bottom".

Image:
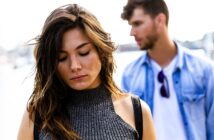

{"left": 69, "top": 83, "right": 88, "bottom": 91}
{"left": 139, "top": 45, "right": 146, "bottom": 50}
{"left": 69, "top": 79, "right": 101, "bottom": 90}
{"left": 70, "top": 83, "right": 97, "bottom": 91}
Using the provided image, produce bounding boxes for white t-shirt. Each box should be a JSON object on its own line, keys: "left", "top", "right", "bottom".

{"left": 151, "top": 56, "right": 187, "bottom": 140}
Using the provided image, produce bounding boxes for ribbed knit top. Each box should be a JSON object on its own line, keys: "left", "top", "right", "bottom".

{"left": 38, "top": 84, "right": 138, "bottom": 140}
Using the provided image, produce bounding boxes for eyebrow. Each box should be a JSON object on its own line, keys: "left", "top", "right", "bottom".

{"left": 60, "top": 42, "right": 91, "bottom": 53}
{"left": 76, "top": 42, "right": 91, "bottom": 50}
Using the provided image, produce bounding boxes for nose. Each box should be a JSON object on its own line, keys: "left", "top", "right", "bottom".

{"left": 70, "top": 56, "right": 81, "bottom": 72}
{"left": 130, "top": 27, "right": 136, "bottom": 36}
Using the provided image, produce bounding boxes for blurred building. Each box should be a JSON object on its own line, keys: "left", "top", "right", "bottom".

{"left": 0, "top": 32, "right": 214, "bottom": 69}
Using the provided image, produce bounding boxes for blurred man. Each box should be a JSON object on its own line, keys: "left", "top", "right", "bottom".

{"left": 121, "top": 0, "right": 214, "bottom": 140}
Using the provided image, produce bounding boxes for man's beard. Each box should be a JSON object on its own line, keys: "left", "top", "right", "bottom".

{"left": 139, "top": 33, "right": 158, "bottom": 51}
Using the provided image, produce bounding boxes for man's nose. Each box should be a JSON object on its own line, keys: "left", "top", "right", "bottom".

{"left": 130, "top": 27, "right": 136, "bottom": 36}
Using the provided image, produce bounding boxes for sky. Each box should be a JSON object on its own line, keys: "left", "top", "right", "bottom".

{"left": 0, "top": 0, "right": 214, "bottom": 50}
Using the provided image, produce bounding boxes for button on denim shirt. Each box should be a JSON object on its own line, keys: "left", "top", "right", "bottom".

{"left": 121, "top": 42, "right": 214, "bottom": 140}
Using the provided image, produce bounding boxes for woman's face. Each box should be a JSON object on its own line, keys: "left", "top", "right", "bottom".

{"left": 57, "top": 28, "right": 102, "bottom": 90}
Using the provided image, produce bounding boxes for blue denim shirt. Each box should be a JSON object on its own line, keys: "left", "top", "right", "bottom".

{"left": 121, "top": 42, "right": 214, "bottom": 140}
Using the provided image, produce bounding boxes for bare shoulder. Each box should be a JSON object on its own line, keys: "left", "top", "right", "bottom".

{"left": 112, "top": 93, "right": 135, "bottom": 129}
{"left": 17, "top": 108, "right": 34, "bottom": 140}
{"left": 112, "top": 93, "right": 133, "bottom": 115}
{"left": 139, "top": 99, "right": 151, "bottom": 116}
{"left": 127, "top": 94, "right": 151, "bottom": 115}
{"left": 113, "top": 93, "right": 156, "bottom": 139}
{"left": 114, "top": 93, "right": 156, "bottom": 140}
{"left": 113, "top": 93, "right": 151, "bottom": 116}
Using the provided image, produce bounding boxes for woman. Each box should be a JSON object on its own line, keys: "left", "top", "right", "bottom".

{"left": 17, "top": 4, "right": 156, "bottom": 140}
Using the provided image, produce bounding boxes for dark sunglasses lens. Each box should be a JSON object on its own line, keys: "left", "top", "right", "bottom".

{"left": 160, "top": 85, "right": 169, "bottom": 98}
{"left": 158, "top": 71, "right": 164, "bottom": 83}
{"left": 158, "top": 70, "right": 170, "bottom": 98}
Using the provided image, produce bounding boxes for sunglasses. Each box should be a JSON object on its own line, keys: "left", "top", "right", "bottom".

{"left": 157, "top": 70, "right": 170, "bottom": 98}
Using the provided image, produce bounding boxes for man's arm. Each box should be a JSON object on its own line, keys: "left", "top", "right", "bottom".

{"left": 205, "top": 64, "right": 214, "bottom": 140}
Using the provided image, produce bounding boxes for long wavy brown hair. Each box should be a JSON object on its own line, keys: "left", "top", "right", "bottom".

{"left": 28, "top": 4, "right": 121, "bottom": 139}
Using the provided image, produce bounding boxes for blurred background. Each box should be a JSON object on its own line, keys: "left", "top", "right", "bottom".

{"left": 0, "top": 0, "right": 214, "bottom": 139}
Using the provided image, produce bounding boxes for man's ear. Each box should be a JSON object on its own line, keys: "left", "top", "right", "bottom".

{"left": 155, "top": 13, "right": 166, "bottom": 27}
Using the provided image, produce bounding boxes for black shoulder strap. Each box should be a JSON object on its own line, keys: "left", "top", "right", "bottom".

{"left": 34, "top": 112, "right": 41, "bottom": 140}
{"left": 131, "top": 96, "right": 143, "bottom": 140}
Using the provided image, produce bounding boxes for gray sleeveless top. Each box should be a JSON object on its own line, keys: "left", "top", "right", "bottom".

{"left": 38, "top": 85, "right": 138, "bottom": 140}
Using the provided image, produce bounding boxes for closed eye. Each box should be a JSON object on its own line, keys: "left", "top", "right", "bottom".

{"left": 79, "top": 51, "right": 89, "bottom": 56}
{"left": 58, "top": 56, "right": 67, "bottom": 62}
{"left": 58, "top": 52, "right": 67, "bottom": 62}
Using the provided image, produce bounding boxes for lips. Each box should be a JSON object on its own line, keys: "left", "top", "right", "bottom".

{"left": 70, "top": 75, "right": 87, "bottom": 80}
{"left": 135, "top": 37, "right": 141, "bottom": 43}
{"left": 135, "top": 39, "right": 142, "bottom": 46}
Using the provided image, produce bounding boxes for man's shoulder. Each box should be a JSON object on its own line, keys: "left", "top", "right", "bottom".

{"left": 180, "top": 46, "right": 214, "bottom": 70}
{"left": 183, "top": 48, "right": 212, "bottom": 62}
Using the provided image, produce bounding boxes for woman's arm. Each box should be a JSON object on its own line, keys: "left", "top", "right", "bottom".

{"left": 141, "top": 100, "right": 156, "bottom": 140}
{"left": 17, "top": 109, "right": 34, "bottom": 140}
